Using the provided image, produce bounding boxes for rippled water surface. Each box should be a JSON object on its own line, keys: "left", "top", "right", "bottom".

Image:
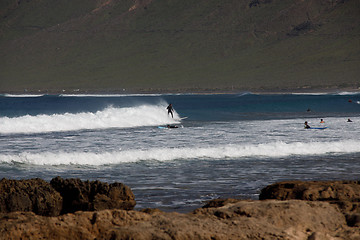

{"left": 1, "top": 93, "right": 360, "bottom": 211}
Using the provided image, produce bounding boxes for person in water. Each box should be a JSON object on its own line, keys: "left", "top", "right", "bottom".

{"left": 347, "top": 118, "right": 353, "bottom": 122}
{"left": 167, "top": 125, "right": 178, "bottom": 128}
{"left": 167, "top": 103, "right": 174, "bottom": 118}
{"left": 320, "top": 119, "right": 325, "bottom": 123}
{"left": 304, "top": 121, "right": 311, "bottom": 129}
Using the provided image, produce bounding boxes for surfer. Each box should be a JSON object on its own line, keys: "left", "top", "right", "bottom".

{"left": 320, "top": 119, "right": 325, "bottom": 123}
{"left": 304, "top": 121, "right": 311, "bottom": 129}
{"left": 347, "top": 118, "right": 353, "bottom": 122}
{"left": 167, "top": 125, "right": 178, "bottom": 128}
{"left": 167, "top": 103, "right": 174, "bottom": 118}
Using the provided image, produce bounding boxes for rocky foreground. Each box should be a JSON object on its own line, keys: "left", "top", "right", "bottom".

{"left": 0, "top": 178, "right": 359, "bottom": 240}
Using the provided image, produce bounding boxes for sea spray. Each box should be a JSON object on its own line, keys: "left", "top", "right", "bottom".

{"left": 0, "top": 105, "right": 180, "bottom": 134}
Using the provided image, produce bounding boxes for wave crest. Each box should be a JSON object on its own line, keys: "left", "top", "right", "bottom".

{"left": 1, "top": 140, "right": 359, "bottom": 165}
{"left": 0, "top": 105, "right": 179, "bottom": 134}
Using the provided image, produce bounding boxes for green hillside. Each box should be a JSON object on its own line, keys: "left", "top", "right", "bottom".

{"left": 0, "top": 0, "right": 359, "bottom": 93}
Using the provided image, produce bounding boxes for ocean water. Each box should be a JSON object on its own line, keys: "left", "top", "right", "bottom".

{"left": 1, "top": 92, "right": 360, "bottom": 212}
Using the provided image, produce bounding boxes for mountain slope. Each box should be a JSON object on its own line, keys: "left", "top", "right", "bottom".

{"left": 0, "top": 0, "right": 359, "bottom": 93}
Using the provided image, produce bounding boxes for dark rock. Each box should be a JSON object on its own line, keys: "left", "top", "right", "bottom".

{"left": 288, "top": 21, "right": 318, "bottom": 36}
{"left": 202, "top": 198, "right": 242, "bottom": 208}
{"left": 50, "top": 176, "right": 136, "bottom": 214}
{"left": 346, "top": 213, "right": 360, "bottom": 227}
{"left": 140, "top": 208, "right": 163, "bottom": 214}
{"left": 0, "top": 178, "right": 62, "bottom": 216}
{"left": 249, "top": 0, "right": 272, "bottom": 8}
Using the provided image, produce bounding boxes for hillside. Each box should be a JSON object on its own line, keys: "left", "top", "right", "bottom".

{"left": 0, "top": 0, "right": 359, "bottom": 93}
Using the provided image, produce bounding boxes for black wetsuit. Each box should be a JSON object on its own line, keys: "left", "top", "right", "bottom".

{"left": 167, "top": 104, "right": 173, "bottom": 118}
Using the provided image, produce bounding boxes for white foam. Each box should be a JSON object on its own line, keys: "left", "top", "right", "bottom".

{"left": 291, "top": 91, "right": 360, "bottom": 96}
{"left": 336, "top": 91, "right": 360, "bottom": 96}
{"left": 1, "top": 140, "right": 359, "bottom": 165}
{"left": 59, "top": 94, "right": 163, "bottom": 97}
{"left": 59, "top": 93, "right": 195, "bottom": 97}
{"left": 291, "top": 92, "right": 329, "bottom": 95}
{"left": 0, "top": 105, "right": 179, "bottom": 134}
{"left": 3, "top": 94, "right": 44, "bottom": 97}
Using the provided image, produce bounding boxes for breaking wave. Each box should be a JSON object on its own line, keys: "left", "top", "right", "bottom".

{"left": 1, "top": 140, "right": 359, "bottom": 165}
{"left": 0, "top": 105, "right": 180, "bottom": 134}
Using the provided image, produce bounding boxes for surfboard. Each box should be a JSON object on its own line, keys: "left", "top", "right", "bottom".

{"left": 158, "top": 125, "right": 183, "bottom": 129}
{"left": 310, "top": 127, "right": 328, "bottom": 130}
{"left": 175, "top": 116, "right": 188, "bottom": 121}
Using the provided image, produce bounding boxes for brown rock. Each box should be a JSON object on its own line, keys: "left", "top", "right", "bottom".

{"left": 0, "top": 178, "right": 62, "bottom": 216}
{"left": 50, "top": 176, "right": 136, "bottom": 214}
{"left": 0, "top": 200, "right": 355, "bottom": 240}
{"left": 259, "top": 180, "right": 360, "bottom": 230}
{"left": 259, "top": 180, "right": 360, "bottom": 202}
{"left": 1, "top": 179, "right": 359, "bottom": 239}
{"left": 202, "top": 198, "right": 242, "bottom": 208}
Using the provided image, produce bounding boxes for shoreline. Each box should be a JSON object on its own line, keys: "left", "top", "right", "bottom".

{"left": 1, "top": 86, "right": 360, "bottom": 96}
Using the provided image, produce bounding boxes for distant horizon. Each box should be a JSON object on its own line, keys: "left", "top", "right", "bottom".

{"left": 1, "top": 86, "right": 360, "bottom": 96}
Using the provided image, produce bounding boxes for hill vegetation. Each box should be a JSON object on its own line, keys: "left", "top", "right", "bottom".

{"left": 0, "top": 0, "right": 359, "bottom": 93}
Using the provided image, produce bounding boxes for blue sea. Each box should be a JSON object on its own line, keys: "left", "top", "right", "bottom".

{"left": 1, "top": 92, "right": 360, "bottom": 212}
